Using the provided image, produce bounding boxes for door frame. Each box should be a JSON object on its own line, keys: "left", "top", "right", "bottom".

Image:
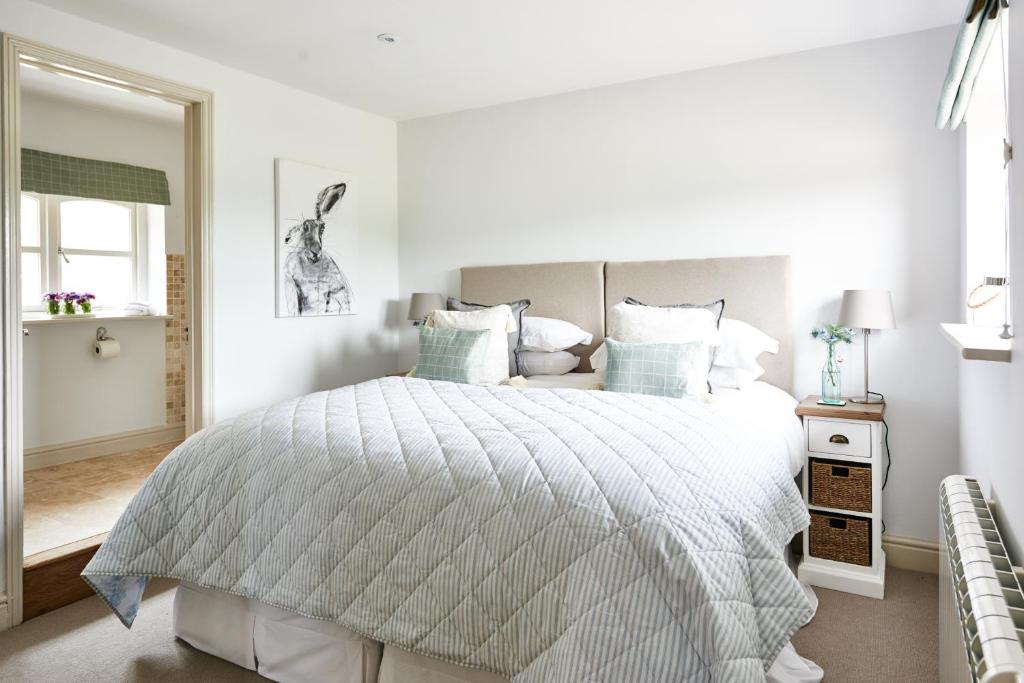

{"left": 0, "top": 34, "right": 214, "bottom": 628}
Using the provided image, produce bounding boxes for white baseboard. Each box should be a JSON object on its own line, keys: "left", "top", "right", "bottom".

{"left": 882, "top": 534, "right": 939, "bottom": 574}
{"left": 24, "top": 424, "right": 185, "bottom": 471}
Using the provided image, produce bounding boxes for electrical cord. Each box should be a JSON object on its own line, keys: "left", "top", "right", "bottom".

{"left": 867, "top": 390, "right": 893, "bottom": 535}
{"left": 881, "top": 417, "right": 892, "bottom": 490}
{"left": 867, "top": 391, "right": 892, "bottom": 489}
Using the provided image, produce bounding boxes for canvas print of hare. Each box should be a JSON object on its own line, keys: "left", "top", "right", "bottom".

{"left": 276, "top": 160, "right": 357, "bottom": 316}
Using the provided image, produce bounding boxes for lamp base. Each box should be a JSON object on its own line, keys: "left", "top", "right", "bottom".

{"left": 849, "top": 396, "right": 885, "bottom": 405}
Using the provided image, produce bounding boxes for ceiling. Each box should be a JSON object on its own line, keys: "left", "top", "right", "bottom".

{"left": 31, "top": 0, "right": 964, "bottom": 120}
{"left": 20, "top": 63, "right": 184, "bottom": 124}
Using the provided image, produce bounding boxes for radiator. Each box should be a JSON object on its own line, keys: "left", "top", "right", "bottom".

{"left": 940, "top": 476, "right": 1024, "bottom": 683}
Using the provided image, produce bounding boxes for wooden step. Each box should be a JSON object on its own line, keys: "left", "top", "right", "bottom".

{"left": 23, "top": 533, "right": 107, "bottom": 621}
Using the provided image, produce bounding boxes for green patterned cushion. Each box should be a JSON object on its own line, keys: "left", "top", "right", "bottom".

{"left": 413, "top": 327, "right": 490, "bottom": 384}
{"left": 604, "top": 338, "right": 710, "bottom": 398}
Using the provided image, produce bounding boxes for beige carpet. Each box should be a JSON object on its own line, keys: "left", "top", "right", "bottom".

{"left": 0, "top": 571, "right": 938, "bottom": 682}
{"left": 0, "top": 579, "right": 262, "bottom": 682}
{"left": 792, "top": 568, "right": 939, "bottom": 682}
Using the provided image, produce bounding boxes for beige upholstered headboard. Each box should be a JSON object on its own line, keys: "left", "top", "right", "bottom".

{"left": 604, "top": 256, "right": 792, "bottom": 392}
{"left": 460, "top": 261, "right": 605, "bottom": 371}
{"left": 460, "top": 255, "right": 792, "bottom": 390}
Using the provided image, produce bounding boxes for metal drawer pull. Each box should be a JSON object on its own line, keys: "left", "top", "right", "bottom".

{"left": 829, "top": 434, "right": 850, "bottom": 444}
{"left": 831, "top": 466, "right": 849, "bottom": 477}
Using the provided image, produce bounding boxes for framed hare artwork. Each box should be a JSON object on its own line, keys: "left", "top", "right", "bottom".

{"left": 275, "top": 159, "right": 357, "bottom": 317}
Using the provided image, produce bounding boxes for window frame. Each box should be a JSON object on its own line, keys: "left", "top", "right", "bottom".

{"left": 19, "top": 193, "right": 45, "bottom": 310}
{"left": 21, "top": 192, "right": 149, "bottom": 311}
{"left": 961, "top": 32, "right": 1010, "bottom": 326}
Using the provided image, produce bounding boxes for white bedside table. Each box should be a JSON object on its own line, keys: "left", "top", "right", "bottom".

{"left": 795, "top": 396, "right": 886, "bottom": 599}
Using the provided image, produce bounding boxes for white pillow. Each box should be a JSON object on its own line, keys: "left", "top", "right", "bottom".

{"left": 710, "top": 318, "right": 779, "bottom": 388}
{"left": 590, "top": 301, "right": 721, "bottom": 370}
{"left": 427, "top": 305, "right": 516, "bottom": 385}
{"left": 518, "top": 351, "right": 580, "bottom": 377}
{"left": 708, "top": 365, "right": 762, "bottom": 391}
{"left": 520, "top": 316, "right": 593, "bottom": 352}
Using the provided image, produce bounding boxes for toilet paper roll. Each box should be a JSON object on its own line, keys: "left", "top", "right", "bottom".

{"left": 94, "top": 338, "right": 121, "bottom": 359}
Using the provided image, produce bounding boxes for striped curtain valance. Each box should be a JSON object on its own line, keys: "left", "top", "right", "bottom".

{"left": 21, "top": 148, "right": 171, "bottom": 205}
{"left": 936, "top": 0, "right": 1008, "bottom": 130}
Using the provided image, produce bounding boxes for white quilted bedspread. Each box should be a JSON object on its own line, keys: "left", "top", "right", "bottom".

{"left": 83, "top": 377, "right": 813, "bottom": 682}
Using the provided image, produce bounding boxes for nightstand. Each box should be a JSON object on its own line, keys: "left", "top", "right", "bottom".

{"left": 795, "top": 396, "right": 886, "bottom": 599}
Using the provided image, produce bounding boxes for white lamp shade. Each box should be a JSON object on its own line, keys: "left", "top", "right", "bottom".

{"left": 407, "top": 292, "right": 444, "bottom": 320}
{"left": 838, "top": 289, "right": 896, "bottom": 330}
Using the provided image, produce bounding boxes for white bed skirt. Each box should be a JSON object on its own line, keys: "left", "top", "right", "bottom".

{"left": 174, "top": 582, "right": 383, "bottom": 683}
{"left": 173, "top": 582, "right": 822, "bottom": 682}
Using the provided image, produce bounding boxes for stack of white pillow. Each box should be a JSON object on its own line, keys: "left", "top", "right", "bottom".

{"left": 422, "top": 307, "right": 593, "bottom": 383}
{"left": 418, "top": 298, "right": 778, "bottom": 391}
{"left": 590, "top": 300, "right": 779, "bottom": 393}
{"left": 517, "top": 317, "right": 593, "bottom": 376}
{"left": 426, "top": 305, "right": 519, "bottom": 385}
{"left": 708, "top": 318, "right": 780, "bottom": 389}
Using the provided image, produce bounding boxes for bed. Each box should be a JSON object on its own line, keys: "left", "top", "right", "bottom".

{"left": 83, "top": 256, "right": 819, "bottom": 682}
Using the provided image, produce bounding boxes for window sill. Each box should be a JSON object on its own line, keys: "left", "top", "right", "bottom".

{"left": 23, "top": 311, "right": 172, "bottom": 326}
{"left": 939, "top": 323, "right": 1011, "bottom": 362}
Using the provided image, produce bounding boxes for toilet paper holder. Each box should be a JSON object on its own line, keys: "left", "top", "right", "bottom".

{"left": 94, "top": 327, "right": 121, "bottom": 360}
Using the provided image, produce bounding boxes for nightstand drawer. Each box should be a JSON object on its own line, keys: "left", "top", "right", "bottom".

{"left": 809, "top": 459, "right": 872, "bottom": 513}
{"left": 807, "top": 419, "right": 871, "bottom": 459}
{"left": 809, "top": 511, "right": 872, "bottom": 566}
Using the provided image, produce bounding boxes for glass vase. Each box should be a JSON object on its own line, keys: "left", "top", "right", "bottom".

{"left": 81, "top": 301, "right": 92, "bottom": 314}
{"left": 63, "top": 301, "right": 76, "bottom": 315}
{"left": 820, "top": 344, "right": 843, "bottom": 404}
{"left": 46, "top": 301, "right": 60, "bottom": 315}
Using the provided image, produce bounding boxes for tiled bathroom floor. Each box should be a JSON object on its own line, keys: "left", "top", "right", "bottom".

{"left": 23, "top": 441, "right": 181, "bottom": 559}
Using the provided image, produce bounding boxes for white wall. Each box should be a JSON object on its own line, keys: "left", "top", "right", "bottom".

{"left": 398, "top": 28, "right": 962, "bottom": 543}
{"left": 22, "top": 319, "right": 166, "bottom": 448}
{"left": 957, "top": 14, "right": 1024, "bottom": 564}
{"left": 2, "top": 0, "right": 401, "bottom": 426}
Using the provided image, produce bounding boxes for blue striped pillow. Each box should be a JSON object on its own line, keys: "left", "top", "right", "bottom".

{"left": 413, "top": 327, "right": 490, "bottom": 384}
{"left": 604, "top": 338, "right": 710, "bottom": 398}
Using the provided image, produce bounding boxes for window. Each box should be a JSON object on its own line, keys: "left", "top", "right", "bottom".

{"left": 20, "top": 193, "right": 149, "bottom": 311}
{"left": 963, "top": 21, "right": 1010, "bottom": 328}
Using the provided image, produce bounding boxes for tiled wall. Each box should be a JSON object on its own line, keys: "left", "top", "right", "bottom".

{"left": 166, "top": 254, "right": 186, "bottom": 425}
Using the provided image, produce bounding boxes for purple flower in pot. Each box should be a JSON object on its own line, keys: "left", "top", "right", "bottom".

{"left": 61, "top": 292, "right": 79, "bottom": 315}
{"left": 78, "top": 292, "right": 96, "bottom": 314}
{"left": 43, "top": 292, "right": 62, "bottom": 315}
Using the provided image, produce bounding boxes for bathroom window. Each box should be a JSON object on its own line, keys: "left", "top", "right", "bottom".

{"left": 21, "top": 192, "right": 149, "bottom": 311}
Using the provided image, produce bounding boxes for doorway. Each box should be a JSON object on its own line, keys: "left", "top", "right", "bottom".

{"left": 1, "top": 35, "right": 213, "bottom": 628}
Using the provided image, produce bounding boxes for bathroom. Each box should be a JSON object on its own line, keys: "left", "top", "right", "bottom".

{"left": 17, "top": 61, "right": 189, "bottom": 614}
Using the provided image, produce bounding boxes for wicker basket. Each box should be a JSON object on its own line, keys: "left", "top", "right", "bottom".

{"left": 810, "top": 459, "right": 872, "bottom": 513}
{"left": 809, "top": 511, "right": 871, "bottom": 566}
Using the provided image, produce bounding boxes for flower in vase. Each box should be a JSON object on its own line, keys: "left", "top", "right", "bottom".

{"left": 812, "top": 323, "right": 854, "bottom": 403}
{"left": 810, "top": 324, "right": 855, "bottom": 346}
{"left": 61, "top": 292, "right": 79, "bottom": 315}
{"left": 43, "top": 292, "right": 62, "bottom": 315}
{"left": 78, "top": 292, "right": 96, "bottom": 313}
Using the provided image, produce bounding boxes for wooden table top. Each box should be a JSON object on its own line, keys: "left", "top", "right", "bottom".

{"left": 795, "top": 395, "right": 885, "bottom": 421}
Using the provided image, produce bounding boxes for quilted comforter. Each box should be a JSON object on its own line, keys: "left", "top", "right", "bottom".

{"left": 83, "top": 377, "right": 813, "bottom": 682}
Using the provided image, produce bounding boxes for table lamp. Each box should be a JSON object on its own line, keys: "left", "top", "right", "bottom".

{"left": 407, "top": 293, "right": 443, "bottom": 326}
{"left": 838, "top": 289, "right": 896, "bottom": 404}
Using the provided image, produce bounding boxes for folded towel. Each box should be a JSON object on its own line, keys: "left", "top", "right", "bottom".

{"left": 123, "top": 302, "right": 153, "bottom": 316}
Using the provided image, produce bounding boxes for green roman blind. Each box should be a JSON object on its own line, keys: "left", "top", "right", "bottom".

{"left": 21, "top": 148, "right": 171, "bottom": 205}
